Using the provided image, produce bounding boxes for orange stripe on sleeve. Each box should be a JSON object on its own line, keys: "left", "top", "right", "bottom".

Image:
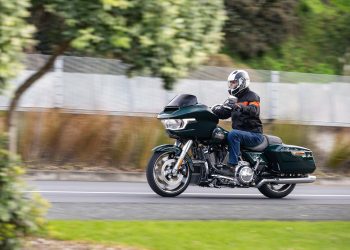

{"left": 238, "top": 101, "right": 249, "bottom": 106}
{"left": 248, "top": 101, "right": 260, "bottom": 107}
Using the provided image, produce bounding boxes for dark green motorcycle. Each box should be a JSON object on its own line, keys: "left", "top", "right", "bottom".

{"left": 146, "top": 94, "right": 316, "bottom": 198}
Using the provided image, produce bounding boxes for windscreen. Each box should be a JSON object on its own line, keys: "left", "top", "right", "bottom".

{"left": 167, "top": 94, "right": 198, "bottom": 108}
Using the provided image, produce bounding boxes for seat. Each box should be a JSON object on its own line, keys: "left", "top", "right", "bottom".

{"left": 243, "top": 134, "right": 282, "bottom": 152}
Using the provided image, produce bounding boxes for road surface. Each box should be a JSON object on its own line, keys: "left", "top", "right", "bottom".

{"left": 27, "top": 181, "right": 350, "bottom": 220}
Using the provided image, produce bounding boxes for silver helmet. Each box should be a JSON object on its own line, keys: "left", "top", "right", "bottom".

{"left": 227, "top": 70, "right": 250, "bottom": 96}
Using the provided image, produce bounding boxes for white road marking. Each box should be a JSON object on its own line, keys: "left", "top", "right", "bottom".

{"left": 24, "top": 190, "right": 350, "bottom": 197}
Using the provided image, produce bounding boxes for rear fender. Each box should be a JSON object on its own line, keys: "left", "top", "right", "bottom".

{"left": 152, "top": 144, "right": 194, "bottom": 171}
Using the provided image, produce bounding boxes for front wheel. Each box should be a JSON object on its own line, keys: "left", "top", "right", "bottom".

{"left": 258, "top": 183, "right": 296, "bottom": 198}
{"left": 146, "top": 151, "right": 192, "bottom": 197}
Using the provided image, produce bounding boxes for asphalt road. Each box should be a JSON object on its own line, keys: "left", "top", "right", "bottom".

{"left": 27, "top": 181, "right": 350, "bottom": 220}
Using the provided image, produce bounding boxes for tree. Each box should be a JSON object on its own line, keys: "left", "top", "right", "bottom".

{"left": 6, "top": 0, "right": 225, "bottom": 152}
{"left": 224, "top": 0, "right": 299, "bottom": 58}
{"left": 1, "top": 5, "right": 47, "bottom": 249}
{"left": 0, "top": 0, "right": 34, "bottom": 90}
{"left": 1, "top": 0, "right": 36, "bottom": 155}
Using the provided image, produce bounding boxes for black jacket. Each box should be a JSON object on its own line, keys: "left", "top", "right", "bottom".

{"left": 212, "top": 88, "right": 263, "bottom": 133}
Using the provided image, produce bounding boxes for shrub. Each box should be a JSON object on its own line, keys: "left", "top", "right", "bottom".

{"left": 326, "top": 133, "right": 350, "bottom": 170}
{"left": 0, "top": 134, "right": 48, "bottom": 250}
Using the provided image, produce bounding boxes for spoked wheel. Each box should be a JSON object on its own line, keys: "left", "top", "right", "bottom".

{"left": 146, "top": 151, "right": 192, "bottom": 197}
{"left": 258, "top": 183, "right": 296, "bottom": 198}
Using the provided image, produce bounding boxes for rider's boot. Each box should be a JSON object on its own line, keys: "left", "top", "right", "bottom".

{"left": 218, "top": 163, "right": 237, "bottom": 177}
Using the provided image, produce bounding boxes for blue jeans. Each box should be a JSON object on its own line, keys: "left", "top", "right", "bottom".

{"left": 227, "top": 130, "right": 264, "bottom": 165}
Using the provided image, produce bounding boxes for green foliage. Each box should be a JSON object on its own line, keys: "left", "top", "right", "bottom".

{"left": 0, "top": 135, "right": 48, "bottom": 250}
{"left": 31, "top": 0, "right": 226, "bottom": 89}
{"left": 0, "top": 0, "right": 35, "bottom": 90}
{"left": 237, "top": 0, "right": 350, "bottom": 74}
{"left": 224, "top": 0, "right": 299, "bottom": 58}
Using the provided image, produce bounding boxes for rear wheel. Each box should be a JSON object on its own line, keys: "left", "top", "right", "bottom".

{"left": 146, "top": 151, "right": 192, "bottom": 197}
{"left": 258, "top": 183, "right": 295, "bottom": 198}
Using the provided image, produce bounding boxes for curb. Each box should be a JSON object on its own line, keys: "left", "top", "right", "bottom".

{"left": 25, "top": 170, "right": 350, "bottom": 185}
{"left": 25, "top": 170, "right": 146, "bottom": 182}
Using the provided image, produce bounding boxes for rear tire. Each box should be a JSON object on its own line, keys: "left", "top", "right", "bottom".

{"left": 146, "top": 151, "right": 192, "bottom": 197}
{"left": 258, "top": 183, "right": 295, "bottom": 198}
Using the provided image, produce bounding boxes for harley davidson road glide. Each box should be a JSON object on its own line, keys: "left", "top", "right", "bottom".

{"left": 146, "top": 94, "right": 316, "bottom": 198}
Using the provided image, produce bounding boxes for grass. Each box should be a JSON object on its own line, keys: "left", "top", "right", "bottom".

{"left": 48, "top": 220, "right": 350, "bottom": 250}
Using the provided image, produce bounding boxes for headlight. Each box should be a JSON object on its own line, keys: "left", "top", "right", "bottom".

{"left": 161, "top": 118, "right": 196, "bottom": 130}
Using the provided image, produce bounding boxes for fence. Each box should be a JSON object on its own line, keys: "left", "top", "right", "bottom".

{"left": 1, "top": 54, "right": 350, "bottom": 126}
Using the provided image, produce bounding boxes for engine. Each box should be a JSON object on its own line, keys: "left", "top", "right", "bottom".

{"left": 207, "top": 145, "right": 229, "bottom": 168}
{"left": 206, "top": 146, "right": 255, "bottom": 186}
{"left": 235, "top": 161, "right": 255, "bottom": 186}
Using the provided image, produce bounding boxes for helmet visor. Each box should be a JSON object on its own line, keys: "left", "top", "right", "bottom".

{"left": 228, "top": 80, "right": 239, "bottom": 90}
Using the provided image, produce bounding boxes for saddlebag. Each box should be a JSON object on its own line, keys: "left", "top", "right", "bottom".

{"left": 264, "top": 144, "right": 316, "bottom": 174}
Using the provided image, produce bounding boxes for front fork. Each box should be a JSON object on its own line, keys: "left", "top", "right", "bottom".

{"left": 171, "top": 140, "right": 193, "bottom": 175}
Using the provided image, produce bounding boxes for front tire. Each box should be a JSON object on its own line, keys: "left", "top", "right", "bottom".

{"left": 146, "top": 151, "right": 192, "bottom": 197}
{"left": 258, "top": 183, "right": 296, "bottom": 198}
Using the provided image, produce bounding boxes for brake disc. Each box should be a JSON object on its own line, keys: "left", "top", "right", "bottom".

{"left": 160, "top": 159, "right": 183, "bottom": 186}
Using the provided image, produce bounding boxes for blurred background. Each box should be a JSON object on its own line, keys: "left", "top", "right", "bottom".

{"left": 1, "top": 0, "right": 350, "bottom": 175}
{"left": 2, "top": 1, "right": 350, "bottom": 249}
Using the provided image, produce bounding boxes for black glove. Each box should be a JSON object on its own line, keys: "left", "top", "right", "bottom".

{"left": 211, "top": 104, "right": 222, "bottom": 112}
{"left": 233, "top": 103, "right": 243, "bottom": 112}
{"left": 222, "top": 96, "right": 238, "bottom": 110}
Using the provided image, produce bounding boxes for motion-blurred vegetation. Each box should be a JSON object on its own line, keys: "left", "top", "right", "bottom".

{"left": 326, "top": 131, "right": 350, "bottom": 170}
{"left": 16, "top": 111, "right": 171, "bottom": 170}
{"left": 223, "top": 0, "right": 350, "bottom": 75}
{"left": 8, "top": 111, "right": 346, "bottom": 173}
{"left": 224, "top": 0, "right": 299, "bottom": 59}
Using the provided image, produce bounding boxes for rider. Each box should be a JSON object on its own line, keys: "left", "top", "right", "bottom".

{"left": 212, "top": 70, "right": 264, "bottom": 176}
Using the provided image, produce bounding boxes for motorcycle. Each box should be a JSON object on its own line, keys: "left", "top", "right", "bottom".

{"left": 146, "top": 94, "right": 316, "bottom": 198}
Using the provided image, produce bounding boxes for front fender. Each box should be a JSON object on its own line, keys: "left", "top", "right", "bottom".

{"left": 152, "top": 144, "right": 182, "bottom": 155}
{"left": 152, "top": 144, "right": 194, "bottom": 171}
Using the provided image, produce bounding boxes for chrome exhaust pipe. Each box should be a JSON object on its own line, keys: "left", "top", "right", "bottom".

{"left": 211, "top": 174, "right": 235, "bottom": 181}
{"left": 255, "top": 175, "right": 316, "bottom": 188}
